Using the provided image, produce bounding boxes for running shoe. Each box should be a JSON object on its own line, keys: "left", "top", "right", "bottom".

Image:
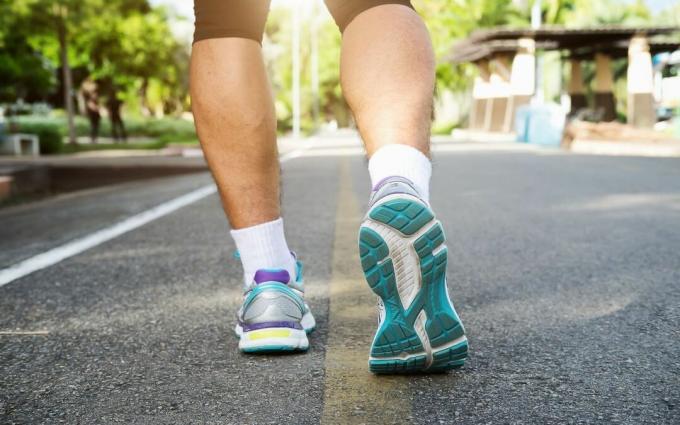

{"left": 358, "top": 176, "right": 468, "bottom": 373}
{"left": 234, "top": 260, "right": 315, "bottom": 353}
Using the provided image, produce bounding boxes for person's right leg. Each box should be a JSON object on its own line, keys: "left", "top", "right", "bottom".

{"left": 90, "top": 114, "right": 99, "bottom": 144}
{"left": 110, "top": 117, "right": 119, "bottom": 142}
{"left": 325, "top": 1, "right": 468, "bottom": 373}
{"left": 191, "top": 0, "right": 313, "bottom": 352}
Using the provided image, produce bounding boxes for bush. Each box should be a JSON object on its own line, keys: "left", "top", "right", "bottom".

{"left": 11, "top": 114, "right": 198, "bottom": 149}
{"left": 432, "top": 120, "right": 459, "bottom": 135}
{"left": 14, "top": 121, "right": 63, "bottom": 154}
{"left": 137, "top": 117, "right": 196, "bottom": 139}
{"left": 35, "top": 125, "right": 63, "bottom": 154}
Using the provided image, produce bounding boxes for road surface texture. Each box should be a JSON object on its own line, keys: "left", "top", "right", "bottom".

{"left": 1, "top": 138, "right": 679, "bottom": 424}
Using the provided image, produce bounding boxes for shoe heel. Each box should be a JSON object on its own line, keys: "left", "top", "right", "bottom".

{"left": 239, "top": 328, "right": 309, "bottom": 353}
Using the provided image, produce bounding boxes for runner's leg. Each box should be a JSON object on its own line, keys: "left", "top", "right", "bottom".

{"left": 191, "top": 0, "right": 296, "bottom": 284}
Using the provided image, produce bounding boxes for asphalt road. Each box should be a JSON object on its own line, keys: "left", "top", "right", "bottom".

{"left": 1, "top": 140, "right": 679, "bottom": 424}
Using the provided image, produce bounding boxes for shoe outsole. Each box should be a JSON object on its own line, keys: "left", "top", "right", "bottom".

{"left": 360, "top": 197, "right": 468, "bottom": 374}
{"left": 242, "top": 345, "right": 309, "bottom": 354}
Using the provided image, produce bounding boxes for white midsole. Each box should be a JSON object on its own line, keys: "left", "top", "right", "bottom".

{"left": 234, "top": 309, "right": 316, "bottom": 337}
{"left": 238, "top": 328, "right": 309, "bottom": 350}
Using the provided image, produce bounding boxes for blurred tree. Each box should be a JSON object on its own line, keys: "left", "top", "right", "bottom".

{"left": 656, "top": 2, "right": 680, "bottom": 26}
{"left": 564, "top": 0, "right": 651, "bottom": 26}
{"left": 265, "top": 0, "right": 530, "bottom": 132}
{"left": 0, "top": 1, "right": 55, "bottom": 102}
{"left": 78, "top": 3, "right": 186, "bottom": 115}
{"left": 0, "top": 0, "right": 187, "bottom": 141}
{"left": 265, "top": 6, "right": 348, "bottom": 132}
{"left": 417, "top": 0, "right": 526, "bottom": 91}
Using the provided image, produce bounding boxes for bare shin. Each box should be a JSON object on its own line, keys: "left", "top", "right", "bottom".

{"left": 190, "top": 38, "right": 280, "bottom": 229}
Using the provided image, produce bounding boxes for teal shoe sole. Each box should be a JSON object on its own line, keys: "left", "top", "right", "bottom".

{"left": 241, "top": 345, "right": 309, "bottom": 353}
{"left": 360, "top": 197, "right": 468, "bottom": 374}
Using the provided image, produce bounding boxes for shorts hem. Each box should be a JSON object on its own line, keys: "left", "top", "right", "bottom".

{"left": 333, "top": 0, "right": 414, "bottom": 32}
{"left": 193, "top": 29, "right": 264, "bottom": 45}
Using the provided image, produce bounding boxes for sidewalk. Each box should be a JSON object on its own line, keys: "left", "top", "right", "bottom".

{"left": 0, "top": 153, "right": 208, "bottom": 204}
{"left": 451, "top": 127, "right": 680, "bottom": 157}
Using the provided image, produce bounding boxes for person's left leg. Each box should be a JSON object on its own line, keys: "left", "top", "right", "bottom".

{"left": 191, "top": 0, "right": 314, "bottom": 353}
{"left": 326, "top": 1, "right": 468, "bottom": 373}
{"left": 117, "top": 117, "right": 127, "bottom": 142}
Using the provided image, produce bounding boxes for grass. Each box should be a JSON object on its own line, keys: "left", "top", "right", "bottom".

{"left": 59, "top": 140, "right": 170, "bottom": 154}
{"left": 13, "top": 114, "right": 197, "bottom": 139}
{"left": 10, "top": 114, "right": 199, "bottom": 154}
{"left": 432, "top": 120, "right": 459, "bottom": 135}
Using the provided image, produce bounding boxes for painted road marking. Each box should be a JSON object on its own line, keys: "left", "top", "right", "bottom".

{"left": 0, "top": 331, "right": 49, "bottom": 336}
{"left": 321, "top": 158, "right": 411, "bottom": 423}
{"left": 0, "top": 185, "right": 217, "bottom": 287}
{"left": 0, "top": 147, "right": 310, "bottom": 288}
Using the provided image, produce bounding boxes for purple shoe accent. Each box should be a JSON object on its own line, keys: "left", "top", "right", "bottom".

{"left": 241, "top": 321, "right": 303, "bottom": 332}
{"left": 372, "top": 175, "right": 402, "bottom": 191}
{"left": 371, "top": 175, "right": 417, "bottom": 191}
{"left": 253, "top": 269, "right": 290, "bottom": 285}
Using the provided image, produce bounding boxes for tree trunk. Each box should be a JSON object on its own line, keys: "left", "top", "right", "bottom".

{"left": 57, "top": 13, "right": 76, "bottom": 145}
{"left": 139, "top": 78, "right": 150, "bottom": 117}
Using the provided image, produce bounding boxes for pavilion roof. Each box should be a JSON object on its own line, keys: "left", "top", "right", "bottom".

{"left": 449, "top": 25, "right": 680, "bottom": 63}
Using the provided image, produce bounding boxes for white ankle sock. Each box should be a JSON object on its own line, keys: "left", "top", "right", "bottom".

{"left": 230, "top": 217, "right": 296, "bottom": 287}
{"left": 368, "top": 144, "right": 432, "bottom": 203}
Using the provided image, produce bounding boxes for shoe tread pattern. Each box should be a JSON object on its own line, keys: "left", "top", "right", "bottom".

{"left": 361, "top": 199, "right": 468, "bottom": 373}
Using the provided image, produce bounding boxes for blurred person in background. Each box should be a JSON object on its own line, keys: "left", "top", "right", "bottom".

{"left": 106, "top": 89, "right": 127, "bottom": 143}
{"left": 190, "top": 0, "right": 467, "bottom": 373}
{"left": 81, "top": 79, "right": 101, "bottom": 144}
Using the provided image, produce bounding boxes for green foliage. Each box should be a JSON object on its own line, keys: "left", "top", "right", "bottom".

{"left": 0, "top": 0, "right": 187, "bottom": 115}
{"left": 13, "top": 114, "right": 196, "bottom": 141}
{"left": 656, "top": 1, "right": 680, "bottom": 25}
{"left": 418, "top": 0, "right": 527, "bottom": 92}
{"left": 0, "top": 0, "right": 56, "bottom": 101}
{"left": 266, "top": 6, "right": 347, "bottom": 132}
{"left": 35, "top": 125, "right": 64, "bottom": 154}
{"left": 564, "top": 0, "right": 651, "bottom": 26}
{"left": 126, "top": 117, "right": 196, "bottom": 139}
{"left": 15, "top": 115, "right": 92, "bottom": 137}
{"left": 264, "top": 0, "right": 529, "bottom": 131}
{"left": 432, "top": 120, "right": 459, "bottom": 135}
{"left": 59, "top": 139, "right": 168, "bottom": 154}
{"left": 0, "top": 0, "right": 663, "bottom": 138}
{"left": 14, "top": 120, "right": 63, "bottom": 154}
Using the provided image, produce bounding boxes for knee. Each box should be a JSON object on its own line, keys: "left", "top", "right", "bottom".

{"left": 193, "top": 91, "right": 273, "bottom": 133}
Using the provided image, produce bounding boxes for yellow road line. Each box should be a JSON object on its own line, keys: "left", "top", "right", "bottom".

{"left": 321, "top": 159, "right": 411, "bottom": 424}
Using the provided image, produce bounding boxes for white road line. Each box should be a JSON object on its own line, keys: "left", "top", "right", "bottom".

{"left": 0, "top": 148, "right": 309, "bottom": 288}
{"left": 0, "top": 185, "right": 216, "bottom": 287}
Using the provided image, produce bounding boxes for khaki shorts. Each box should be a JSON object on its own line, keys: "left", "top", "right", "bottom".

{"left": 193, "top": 0, "right": 414, "bottom": 44}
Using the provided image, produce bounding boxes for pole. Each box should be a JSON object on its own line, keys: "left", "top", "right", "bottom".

{"left": 310, "top": 0, "right": 320, "bottom": 131}
{"left": 292, "top": 0, "right": 301, "bottom": 140}
{"left": 531, "top": 0, "right": 543, "bottom": 104}
{"left": 56, "top": 4, "right": 77, "bottom": 145}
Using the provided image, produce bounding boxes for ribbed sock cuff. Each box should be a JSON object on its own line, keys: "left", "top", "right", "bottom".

{"left": 368, "top": 144, "right": 432, "bottom": 203}
{"left": 230, "top": 217, "right": 296, "bottom": 287}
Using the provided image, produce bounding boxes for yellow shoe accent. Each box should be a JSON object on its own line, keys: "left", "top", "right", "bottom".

{"left": 247, "top": 329, "right": 292, "bottom": 340}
